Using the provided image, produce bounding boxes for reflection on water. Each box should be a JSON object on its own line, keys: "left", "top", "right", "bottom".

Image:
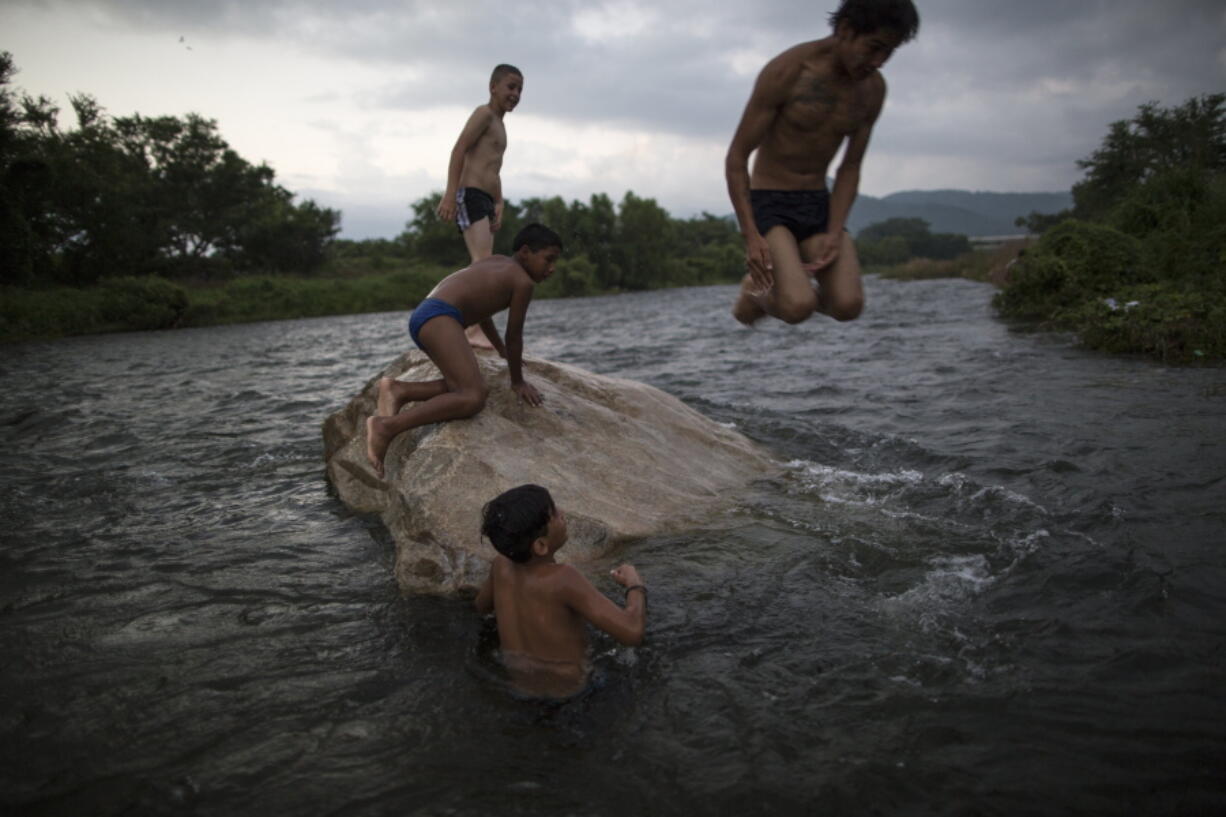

{"left": 1, "top": 280, "right": 1225, "bottom": 815}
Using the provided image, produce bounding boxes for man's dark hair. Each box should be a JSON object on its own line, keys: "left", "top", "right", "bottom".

{"left": 512, "top": 223, "right": 563, "bottom": 253}
{"left": 828, "top": 0, "right": 920, "bottom": 41}
{"left": 490, "top": 64, "right": 522, "bottom": 85}
{"left": 481, "top": 484, "right": 555, "bottom": 564}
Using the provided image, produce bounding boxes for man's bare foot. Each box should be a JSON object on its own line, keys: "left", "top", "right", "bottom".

{"left": 465, "top": 324, "right": 494, "bottom": 350}
{"left": 365, "top": 416, "right": 390, "bottom": 478}
{"left": 732, "top": 273, "right": 767, "bottom": 325}
{"left": 376, "top": 377, "right": 397, "bottom": 418}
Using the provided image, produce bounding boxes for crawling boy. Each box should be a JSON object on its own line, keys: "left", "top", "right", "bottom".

{"left": 475, "top": 484, "right": 647, "bottom": 698}
{"left": 365, "top": 223, "right": 562, "bottom": 477}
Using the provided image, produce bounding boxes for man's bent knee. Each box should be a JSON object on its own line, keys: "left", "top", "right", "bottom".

{"left": 774, "top": 294, "right": 818, "bottom": 324}
{"left": 825, "top": 295, "right": 864, "bottom": 322}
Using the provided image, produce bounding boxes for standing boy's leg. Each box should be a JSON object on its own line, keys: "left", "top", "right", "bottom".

{"left": 461, "top": 217, "right": 497, "bottom": 349}
{"left": 461, "top": 217, "right": 495, "bottom": 261}
{"left": 366, "top": 317, "right": 489, "bottom": 476}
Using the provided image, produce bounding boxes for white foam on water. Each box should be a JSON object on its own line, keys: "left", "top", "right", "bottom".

{"left": 880, "top": 553, "right": 996, "bottom": 634}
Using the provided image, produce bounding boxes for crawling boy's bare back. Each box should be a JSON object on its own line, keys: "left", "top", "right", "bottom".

{"left": 428, "top": 255, "right": 535, "bottom": 330}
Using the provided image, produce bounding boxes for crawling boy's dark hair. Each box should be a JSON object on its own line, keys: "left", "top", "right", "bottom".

{"left": 481, "top": 484, "right": 555, "bottom": 563}
{"left": 512, "top": 223, "right": 563, "bottom": 254}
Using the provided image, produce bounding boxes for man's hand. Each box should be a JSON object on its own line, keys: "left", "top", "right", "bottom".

{"left": 805, "top": 231, "right": 841, "bottom": 273}
{"left": 512, "top": 380, "right": 543, "bottom": 407}
{"left": 436, "top": 195, "right": 457, "bottom": 223}
{"left": 492, "top": 201, "right": 504, "bottom": 231}
{"left": 744, "top": 232, "right": 774, "bottom": 293}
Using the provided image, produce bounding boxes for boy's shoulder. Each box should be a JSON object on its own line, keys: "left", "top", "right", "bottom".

{"left": 468, "top": 253, "right": 530, "bottom": 280}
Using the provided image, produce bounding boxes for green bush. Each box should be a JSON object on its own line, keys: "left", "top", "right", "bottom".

{"left": 98, "top": 276, "right": 189, "bottom": 330}
{"left": 1062, "top": 284, "right": 1226, "bottom": 363}
{"left": 993, "top": 220, "right": 1144, "bottom": 322}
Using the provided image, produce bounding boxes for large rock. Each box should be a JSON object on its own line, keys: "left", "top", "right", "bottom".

{"left": 323, "top": 350, "right": 778, "bottom": 594}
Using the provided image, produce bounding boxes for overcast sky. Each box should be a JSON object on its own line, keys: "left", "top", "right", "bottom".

{"left": 5, "top": 0, "right": 1224, "bottom": 238}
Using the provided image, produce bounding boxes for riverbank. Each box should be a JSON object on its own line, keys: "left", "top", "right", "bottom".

{"left": 1, "top": 245, "right": 1020, "bottom": 345}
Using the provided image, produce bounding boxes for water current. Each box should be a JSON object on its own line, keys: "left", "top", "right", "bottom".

{"left": 1, "top": 279, "right": 1224, "bottom": 815}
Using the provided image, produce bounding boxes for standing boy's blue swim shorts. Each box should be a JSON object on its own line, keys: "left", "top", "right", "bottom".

{"left": 408, "top": 297, "right": 464, "bottom": 350}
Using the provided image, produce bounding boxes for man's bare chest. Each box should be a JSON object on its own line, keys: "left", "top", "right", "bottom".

{"left": 779, "top": 70, "right": 871, "bottom": 136}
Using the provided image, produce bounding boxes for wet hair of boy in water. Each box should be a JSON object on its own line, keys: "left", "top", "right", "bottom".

{"left": 512, "top": 222, "right": 563, "bottom": 254}
{"left": 828, "top": 0, "right": 920, "bottom": 41}
{"left": 481, "top": 484, "right": 556, "bottom": 564}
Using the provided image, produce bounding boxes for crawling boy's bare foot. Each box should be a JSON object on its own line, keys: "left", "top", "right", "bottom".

{"left": 365, "top": 416, "right": 391, "bottom": 478}
{"left": 732, "top": 273, "right": 767, "bottom": 325}
{"left": 376, "top": 377, "right": 397, "bottom": 418}
{"left": 465, "top": 324, "right": 494, "bottom": 350}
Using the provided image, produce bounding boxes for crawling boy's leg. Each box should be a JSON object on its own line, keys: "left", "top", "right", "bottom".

{"left": 376, "top": 376, "right": 448, "bottom": 417}
{"left": 366, "top": 317, "right": 489, "bottom": 476}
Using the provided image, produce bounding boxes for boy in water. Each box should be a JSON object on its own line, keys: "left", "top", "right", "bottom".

{"left": 365, "top": 223, "right": 561, "bottom": 478}
{"left": 436, "top": 63, "right": 524, "bottom": 348}
{"left": 726, "top": 0, "right": 919, "bottom": 326}
{"left": 476, "top": 484, "right": 646, "bottom": 698}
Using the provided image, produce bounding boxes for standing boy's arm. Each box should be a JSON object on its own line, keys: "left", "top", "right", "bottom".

{"left": 437, "top": 106, "right": 494, "bottom": 222}
{"left": 558, "top": 564, "right": 646, "bottom": 646}
{"left": 502, "top": 279, "right": 543, "bottom": 406}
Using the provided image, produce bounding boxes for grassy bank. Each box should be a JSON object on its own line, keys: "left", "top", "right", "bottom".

{"left": 866, "top": 240, "right": 1031, "bottom": 284}
{"left": 0, "top": 266, "right": 443, "bottom": 344}
{"left": 0, "top": 255, "right": 616, "bottom": 344}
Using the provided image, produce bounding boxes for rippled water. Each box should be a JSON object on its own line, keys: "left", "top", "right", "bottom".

{"left": 2, "top": 280, "right": 1224, "bottom": 815}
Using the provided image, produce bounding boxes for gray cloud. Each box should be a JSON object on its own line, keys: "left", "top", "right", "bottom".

{"left": 9, "top": 0, "right": 1224, "bottom": 220}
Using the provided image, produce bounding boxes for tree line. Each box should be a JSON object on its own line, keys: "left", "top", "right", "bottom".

{"left": 998, "top": 93, "right": 1225, "bottom": 363}
{"left": 1, "top": 52, "right": 340, "bottom": 287}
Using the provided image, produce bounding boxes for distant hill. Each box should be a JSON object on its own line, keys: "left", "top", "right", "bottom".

{"left": 846, "top": 189, "right": 1073, "bottom": 237}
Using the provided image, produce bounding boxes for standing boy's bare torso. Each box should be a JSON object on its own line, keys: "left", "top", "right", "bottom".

{"left": 459, "top": 106, "right": 506, "bottom": 194}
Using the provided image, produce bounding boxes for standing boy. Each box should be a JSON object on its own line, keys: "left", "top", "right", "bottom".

{"left": 726, "top": 0, "right": 919, "bottom": 326}
{"left": 476, "top": 484, "right": 647, "bottom": 698}
{"left": 365, "top": 223, "right": 561, "bottom": 478}
{"left": 437, "top": 64, "right": 524, "bottom": 347}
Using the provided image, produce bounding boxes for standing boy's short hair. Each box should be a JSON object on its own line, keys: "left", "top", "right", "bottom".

{"left": 828, "top": 0, "right": 920, "bottom": 40}
{"left": 512, "top": 223, "right": 563, "bottom": 253}
{"left": 482, "top": 484, "right": 555, "bottom": 563}
{"left": 490, "top": 64, "right": 522, "bottom": 85}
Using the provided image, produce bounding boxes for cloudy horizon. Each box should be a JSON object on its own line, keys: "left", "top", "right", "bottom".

{"left": 4, "top": 0, "right": 1224, "bottom": 238}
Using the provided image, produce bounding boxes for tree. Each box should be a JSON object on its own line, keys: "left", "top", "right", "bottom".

{"left": 857, "top": 217, "right": 970, "bottom": 261}
{"left": 613, "top": 191, "right": 672, "bottom": 289}
{"left": 1072, "top": 94, "right": 1226, "bottom": 221}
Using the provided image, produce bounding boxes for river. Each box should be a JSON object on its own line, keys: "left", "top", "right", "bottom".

{"left": 2, "top": 279, "right": 1224, "bottom": 815}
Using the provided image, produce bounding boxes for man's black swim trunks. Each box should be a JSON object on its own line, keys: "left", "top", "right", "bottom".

{"left": 456, "top": 187, "right": 496, "bottom": 233}
{"left": 750, "top": 189, "right": 830, "bottom": 242}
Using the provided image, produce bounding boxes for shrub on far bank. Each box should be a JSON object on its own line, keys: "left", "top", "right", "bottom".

{"left": 869, "top": 240, "right": 1030, "bottom": 284}
{"left": 0, "top": 275, "right": 189, "bottom": 340}
{"left": 993, "top": 218, "right": 1225, "bottom": 364}
{"left": 1, "top": 266, "right": 444, "bottom": 343}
